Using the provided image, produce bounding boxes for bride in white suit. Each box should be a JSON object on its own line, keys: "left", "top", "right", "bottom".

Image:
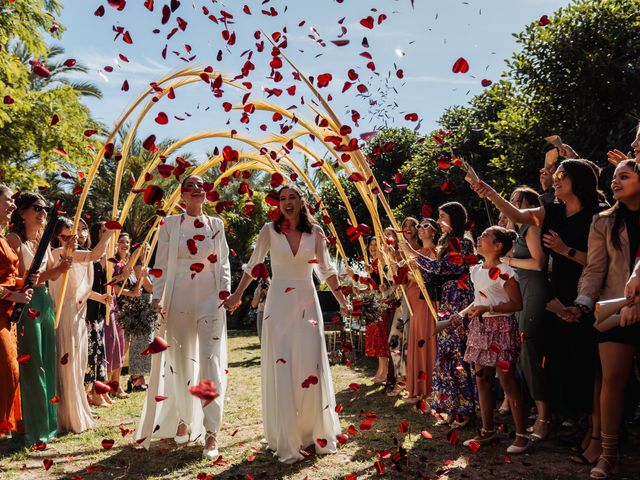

{"left": 135, "top": 175, "right": 231, "bottom": 458}
{"left": 224, "top": 185, "right": 350, "bottom": 464}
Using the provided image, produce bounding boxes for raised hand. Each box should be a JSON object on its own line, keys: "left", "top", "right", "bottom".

{"left": 606, "top": 149, "right": 631, "bottom": 167}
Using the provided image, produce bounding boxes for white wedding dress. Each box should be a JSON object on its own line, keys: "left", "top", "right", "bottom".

{"left": 245, "top": 223, "right": 341, "bottom": 463}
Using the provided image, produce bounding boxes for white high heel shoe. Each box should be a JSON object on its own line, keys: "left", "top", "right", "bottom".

{"left": 174, "top": 420, "right": 190, "bottom": 445}
{"left": 506, "top": 433, "right": 532, "bottom": 454}
{"left": 202, "top": 432, "right": 219, "bottom": 459}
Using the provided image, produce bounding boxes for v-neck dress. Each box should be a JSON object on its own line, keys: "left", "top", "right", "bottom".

{"left": 244, "top": 223, "right": 341, "bottom": 464}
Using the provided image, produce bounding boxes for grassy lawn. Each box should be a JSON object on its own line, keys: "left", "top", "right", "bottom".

{"left": 1, "top": 330, "right": 638, "bottom": 479}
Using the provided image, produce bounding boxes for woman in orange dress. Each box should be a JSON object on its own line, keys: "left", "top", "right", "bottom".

{"left": 0, "top": 184, "right": 34, "bottom": 440}
{"left": 403, "top": 217, "right": 439, "bottom": 403}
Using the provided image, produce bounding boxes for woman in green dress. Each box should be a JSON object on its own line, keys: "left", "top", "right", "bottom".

{"left": 6, "top": 193, "right": 71, "bottom": 447}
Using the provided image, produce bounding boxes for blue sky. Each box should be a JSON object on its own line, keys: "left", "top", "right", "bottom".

{"left": 56, "top": 0, "right": 572, "bottom": 163}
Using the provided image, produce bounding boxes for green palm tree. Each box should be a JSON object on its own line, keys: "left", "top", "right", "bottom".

{"left": 12, "top": 42, "right": 103, "bottom": 99}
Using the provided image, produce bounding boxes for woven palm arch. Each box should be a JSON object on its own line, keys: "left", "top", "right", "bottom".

{"left": 54, "top": 64, "right": 437, "bottom": 326}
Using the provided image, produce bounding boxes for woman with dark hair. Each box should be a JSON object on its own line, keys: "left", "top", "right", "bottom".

{"left": 501, "top": 186, "right": 551, "bottom": 441}
{"left": 562, "top": 159, "right": 640, "bottom": 478}
{"left": 6, "top": 193, "right": 72, "bottom": 447}
{"left": 48, "top": 217, "right": 115, "bottom": 434}
{"left": 85, "top": 221, "right": 112, "bottom": 407}
{"left": 473, "top": 158, "right": 602, "bottom": 439}
{"left": 0, "top": 185, "right": 34, "bottom": 442}
{"left": 106, "top": 232, "right": 142, "bottom": 399}
{"left": 401, "top": 202, "right": 476, "bottom": 426}
{"left": 364, "top": 237, "right": 390, "bottom": 383}
{"left": 403, "top": 217, "right": 439, "bottom": 403}
{"left": 136, "top": 175, "right": 231, "bottom": 459}
{"left": 121, "top": 242, "right": 156, "bottom": 393}
{"left": 224, "top": 185, "right": 350, "bottom": 464}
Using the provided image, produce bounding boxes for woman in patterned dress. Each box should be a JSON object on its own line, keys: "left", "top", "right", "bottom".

{"left": 402, "top": 202, "right": 476, "bottom": 425}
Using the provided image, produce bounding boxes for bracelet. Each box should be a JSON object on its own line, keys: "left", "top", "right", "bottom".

{"left": 0, "top": 288, "right": 12, "bottom": 301}
{"left": 489, "top": 305, "right": 495, "bottom": 315}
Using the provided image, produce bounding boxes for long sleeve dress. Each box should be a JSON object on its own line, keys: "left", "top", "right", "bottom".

{"left": 48, "top": 249, "right": 95, "bottom": 434}
{"left": 416, "top": 237, "right": 476, "bottom": 418}
{"left": 542, "top": 203, "right": 598, "bottom": 418}
{"left": 135, "top": 213, "right": 231, "bottom": 449}
{"left": 244, "top": 223, "right": 341, "bottom": 464}
{"left": 0, "top": 237, "right": 22, "bottom": 437}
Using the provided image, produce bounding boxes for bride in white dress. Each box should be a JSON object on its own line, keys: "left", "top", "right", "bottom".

{"left": 224, "top": 185, "right": 350, "bottom": 464}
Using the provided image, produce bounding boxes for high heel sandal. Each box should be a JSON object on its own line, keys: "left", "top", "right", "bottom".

{"left": 202, "top": 431, "right": 219, "bottom": 459}
{"left": 570, "top": 436, "right": 601, "bottom": 465}
{"left": 529, "top": 418, "right": 552, "bottom": 443}
{"left": 174, "top": 420, "right": 190, "bottom": 445}
{"left": 506, "top": 433, "right": 532, "bottom": 454}
{"left": 590, "top": 433, "right": 618, "bottom": 479}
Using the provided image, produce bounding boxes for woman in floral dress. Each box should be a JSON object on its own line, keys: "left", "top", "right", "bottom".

{"left": 402, "top": 202, "right": 476, "bottom": 425}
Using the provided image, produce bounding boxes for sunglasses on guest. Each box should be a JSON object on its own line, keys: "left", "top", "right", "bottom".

{"left": 552, "top": 171, "right": 568, "bottom": 182}
{"left": 31, "top": 204, "right": 48, "bottom": 213}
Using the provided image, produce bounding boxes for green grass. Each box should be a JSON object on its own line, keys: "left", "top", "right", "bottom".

{"left": 1, "top": 331, "right": 638, "bottom": 479}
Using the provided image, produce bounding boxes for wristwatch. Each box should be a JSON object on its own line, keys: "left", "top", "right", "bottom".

{"left": 567, "top": 248, "right": 576, "bottom": 258}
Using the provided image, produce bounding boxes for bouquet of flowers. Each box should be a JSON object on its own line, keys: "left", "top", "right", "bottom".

{"left": 117, "top": 294, "right": 160, "bottom": 337}
{"left": 352, "top": 291, "right": 383, "bottom": 327}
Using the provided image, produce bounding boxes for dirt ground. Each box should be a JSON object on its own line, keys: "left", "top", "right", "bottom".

{"left": 1, "top": 331, "right": 638, "bottom": 480}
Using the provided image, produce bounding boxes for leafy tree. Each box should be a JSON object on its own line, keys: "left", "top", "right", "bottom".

{"left": 0, "top": 0, "right": 98, "bottom": 190}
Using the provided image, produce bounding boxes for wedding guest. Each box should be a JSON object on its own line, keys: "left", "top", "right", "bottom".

{"left": 364, "top": 237, "right": 390, "bottom": 383}
{"left": 563, "top": 160, "right": 640, "bottom": 476}
{"left": 461, "top": 226, "right": 529, "bottom": 454}
{"left": 501, "top": 187, "right": 551, "bottom": 441}
{"left": 404, "top": 218, "right": 439, "bottom": 403}
{"left": 7, "top": 193, "right": 72, "bottom": 447}
{"left": 105, "top": 232, "right": 139, "bottom": 399}
{"left": 251, "top": 280, "right": 269, "bottom": 342}
{"left": 122, "top": 243, "right": 156, "bottom": 393}
{"left": 402, "top": 202, "right": 476, "bottom": 426}
{"left": 84, "top": 222, "right": 112, "bottom": 407}
{"left": 48, "top": 217, "right": 115, "bottom": 434}
{"left": 0, "top": 185, "right": 33, "bottom": 441}
{"left": 473, "top": 159, "right": 602, "bottom": 441}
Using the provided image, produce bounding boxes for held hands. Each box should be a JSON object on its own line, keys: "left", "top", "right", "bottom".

{"left": 222, "top": 291, "right": 242, "bottom": 313}
{"left": 560, "top": 306, "right": 582, "bottom": 323}
{"left": 542, "top": 229, "right": 568, "bottom": 254}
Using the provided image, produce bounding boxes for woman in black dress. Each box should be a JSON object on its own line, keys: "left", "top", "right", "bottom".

{"left": 472, "top": 159, "right": 601, "bottom": 433}
{"left": 85, "top": 222, "right": 112, "bottom": 407}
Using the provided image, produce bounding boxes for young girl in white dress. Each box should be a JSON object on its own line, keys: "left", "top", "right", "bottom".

{"left": 460, "top": 226, "right": 530, "bottom": 454}
{"left": 224, "top": 185, "right": 350, "bottom": 464}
